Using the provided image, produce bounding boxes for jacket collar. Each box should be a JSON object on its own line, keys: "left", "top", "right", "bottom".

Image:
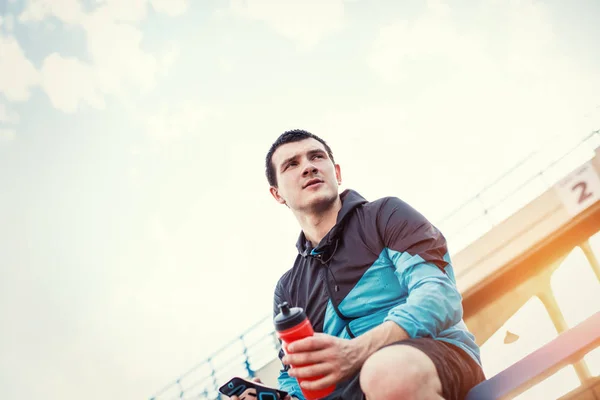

{"left": 295, "top": 189, "right": 368, "bottom": 257}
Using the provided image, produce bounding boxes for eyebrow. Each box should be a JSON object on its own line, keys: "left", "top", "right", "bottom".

{"left": 280, "top": 149, "right": 327, "bottom": 170}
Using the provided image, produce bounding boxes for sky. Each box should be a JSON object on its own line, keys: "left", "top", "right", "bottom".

{"left": 1, "top": 0, "right": 600, "bottom": 399}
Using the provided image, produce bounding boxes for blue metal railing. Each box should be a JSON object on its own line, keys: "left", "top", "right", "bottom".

{"left": 435, "top": 129, "right": 599, "bottom": 253}
{"left": 150, "top": 316, "right": 278, "bottom": 400}
{"left": 150, "top": 129, "right": 600, "bottom": 400}
{"left": 466, "top": 312, "right": 600, "bottom": 399}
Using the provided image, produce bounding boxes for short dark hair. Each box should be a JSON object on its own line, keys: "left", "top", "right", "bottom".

{"left": 265, "top": 129, "right": 335, "bottom": 187}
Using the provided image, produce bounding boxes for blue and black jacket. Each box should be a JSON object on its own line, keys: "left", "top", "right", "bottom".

{"left": 273, "top": 189, "right": 481, "bottom": 398}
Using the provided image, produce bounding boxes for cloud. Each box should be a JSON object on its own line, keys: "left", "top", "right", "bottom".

{"left": 367, "top": 0, "right": 589, "bottom": 88}
{"left": 150, "top": 0, "right": 189, "bottom": 16}
{"left": 218, "top": 57, "right": 235, "bottom": 74}
{"left": 20, "top": 0, "right": 190, "bottom": 23}
{"left": 82, "top": 9, "right": 159, "bottom": 96}
{"left": 15, "top": 0, "right": 187, "bottom": 113}
{"left": 19, "top": 0, "right": 85, "bottom": 24}
{"left": 141, "top": 103, "right": 214, "bottom": 142}
{"left": 0, "top": 103, "right": 20, "bottom": 124}
{"left": 368, "top": 0, "right": 482, "bottom": 83}
{"left": 0, "top": 101, "right": 20, "bottom": 144}
{"left": 97, "top": 0, "right": 149, "bottom": 23}
{"left": 0, "top": 35, "right": 40, "bottom": 102}
{"left": 158, "top": 42, "right": 180, "bottom": 76}
{"left": 367, "top": 0, "right": 600, "bottom": 136}
{"left": 0, "top": 129, "right": 16, "bottom": 143}
{"left": 40, "top": 53, "right": 105, "bottom": 113}
{"left": 358, "top": 0, "right": 600, "bottom": 225}
{"left": 229, "top": 0, "right": 345, "bottom": 49}
{"left": 0, "top": 14, "right": 16, "bottom": 32}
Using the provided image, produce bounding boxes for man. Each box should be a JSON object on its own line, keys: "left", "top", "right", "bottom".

{"left": 263, "top": 129, "right": 484, "bottom": 400}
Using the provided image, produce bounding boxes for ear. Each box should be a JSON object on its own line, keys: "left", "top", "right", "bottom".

{"left": 269, "top": 186, "right": 287, "bottom": 205}
{"left": 335, "top": 164, "right": 342, "bottom": 186}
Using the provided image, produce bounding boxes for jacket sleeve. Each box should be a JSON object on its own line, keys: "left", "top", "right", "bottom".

{"left": 273, "top": 280, "right": 305, "bottom": 399}
{"left": 277, "top": 368, "right": 304, "bottom": 400}
{"left": 378, "top": 197, "right": 464, "bottom": 338}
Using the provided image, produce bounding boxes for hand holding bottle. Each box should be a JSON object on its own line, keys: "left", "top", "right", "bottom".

{"left": 274, "top": 302, "right": 336, "bottom": 400}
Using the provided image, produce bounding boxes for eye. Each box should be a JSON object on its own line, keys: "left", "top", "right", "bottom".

{"left": 312, "top": 154, "right": 325, "bottom": 159}
{"left": 284, "top": 161, "right": 297, "bottom": 171}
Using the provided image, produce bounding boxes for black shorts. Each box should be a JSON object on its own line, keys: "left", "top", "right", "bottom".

{"left": 323, "top": 338, "right": 485, "bottom": 400}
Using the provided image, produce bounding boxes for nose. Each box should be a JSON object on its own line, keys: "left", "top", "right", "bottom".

{"left": 302, "top": 162, "right": 318, "bottom": 177}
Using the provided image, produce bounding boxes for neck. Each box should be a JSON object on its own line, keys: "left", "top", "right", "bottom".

{"left": 295, "top": 197, "right": 342, "bottom": 247}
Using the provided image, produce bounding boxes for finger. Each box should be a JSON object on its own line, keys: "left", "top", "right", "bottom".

{"left": 251, "top": 377, "right": 263, "bottom": 383}
{"left": 288, "top": 362, "right": 333, "bottom": 379}
{"left": 300, "top": 373, "right": 339, "bottom": 392}
{"left": 283, "top": 349, "right": 331, "bottom": 366}
{"left": 287, "top": 335, "right": 332, "bottom": 353}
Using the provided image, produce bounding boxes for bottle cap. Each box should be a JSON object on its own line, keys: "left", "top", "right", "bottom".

{"left": 274, "top": 302, "right": 306, "bottom": 331}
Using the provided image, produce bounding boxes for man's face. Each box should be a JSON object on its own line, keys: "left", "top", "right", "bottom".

{"left": 269, "top": 138, "right": 341, "bottom": 213}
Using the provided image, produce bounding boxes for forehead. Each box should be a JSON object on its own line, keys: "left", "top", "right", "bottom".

{"left": 272, "top": 138, "right": 327, "bottom": 165}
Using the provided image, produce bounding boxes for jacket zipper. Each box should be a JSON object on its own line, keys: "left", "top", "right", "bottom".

{"left": 317, "top": 257, "right": 356, "bottom": 339}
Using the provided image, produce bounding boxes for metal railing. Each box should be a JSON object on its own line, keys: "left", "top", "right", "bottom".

{"left": 150, "top": 129, "right": 600, "bottom": 400}
{"left": 149, "top": 316, "right": 280, "bottom": 400}
{"left": 465, "top": 311, "right": 600, "bottom": 399}
{"left": 436, "top": 129, "right": 599, "bottom": 253}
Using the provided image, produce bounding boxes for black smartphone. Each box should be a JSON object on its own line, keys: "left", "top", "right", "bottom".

{"left": 218, "top": 376, "right": 288, "bottom": 399}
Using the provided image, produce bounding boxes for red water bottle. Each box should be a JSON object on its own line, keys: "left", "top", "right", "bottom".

{"left": 274, "top": 302, "right": 336, "bottom": 400}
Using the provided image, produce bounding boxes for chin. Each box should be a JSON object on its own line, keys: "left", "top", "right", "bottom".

{"left": 303, "top": 191, "right": 337, "bottom": 212}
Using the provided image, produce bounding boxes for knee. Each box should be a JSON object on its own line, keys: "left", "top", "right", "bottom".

{"left": 359, "top": 345, "right": 441, "bottom": 400}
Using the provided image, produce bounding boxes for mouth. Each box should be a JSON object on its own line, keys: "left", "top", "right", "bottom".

{"left": 303, "top": 178, "right": 324, "bottom": 189}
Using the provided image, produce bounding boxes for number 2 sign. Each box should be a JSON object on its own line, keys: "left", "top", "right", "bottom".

{"left": 554, "top": 160, "right": 600, "bottom": 217}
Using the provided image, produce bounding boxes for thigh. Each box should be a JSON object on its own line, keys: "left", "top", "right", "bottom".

{"left": 386, "top": 338, "right": 485, "bottom": 400}
{"left": 324, "top": 338, "right": 484, "bottom": 400}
